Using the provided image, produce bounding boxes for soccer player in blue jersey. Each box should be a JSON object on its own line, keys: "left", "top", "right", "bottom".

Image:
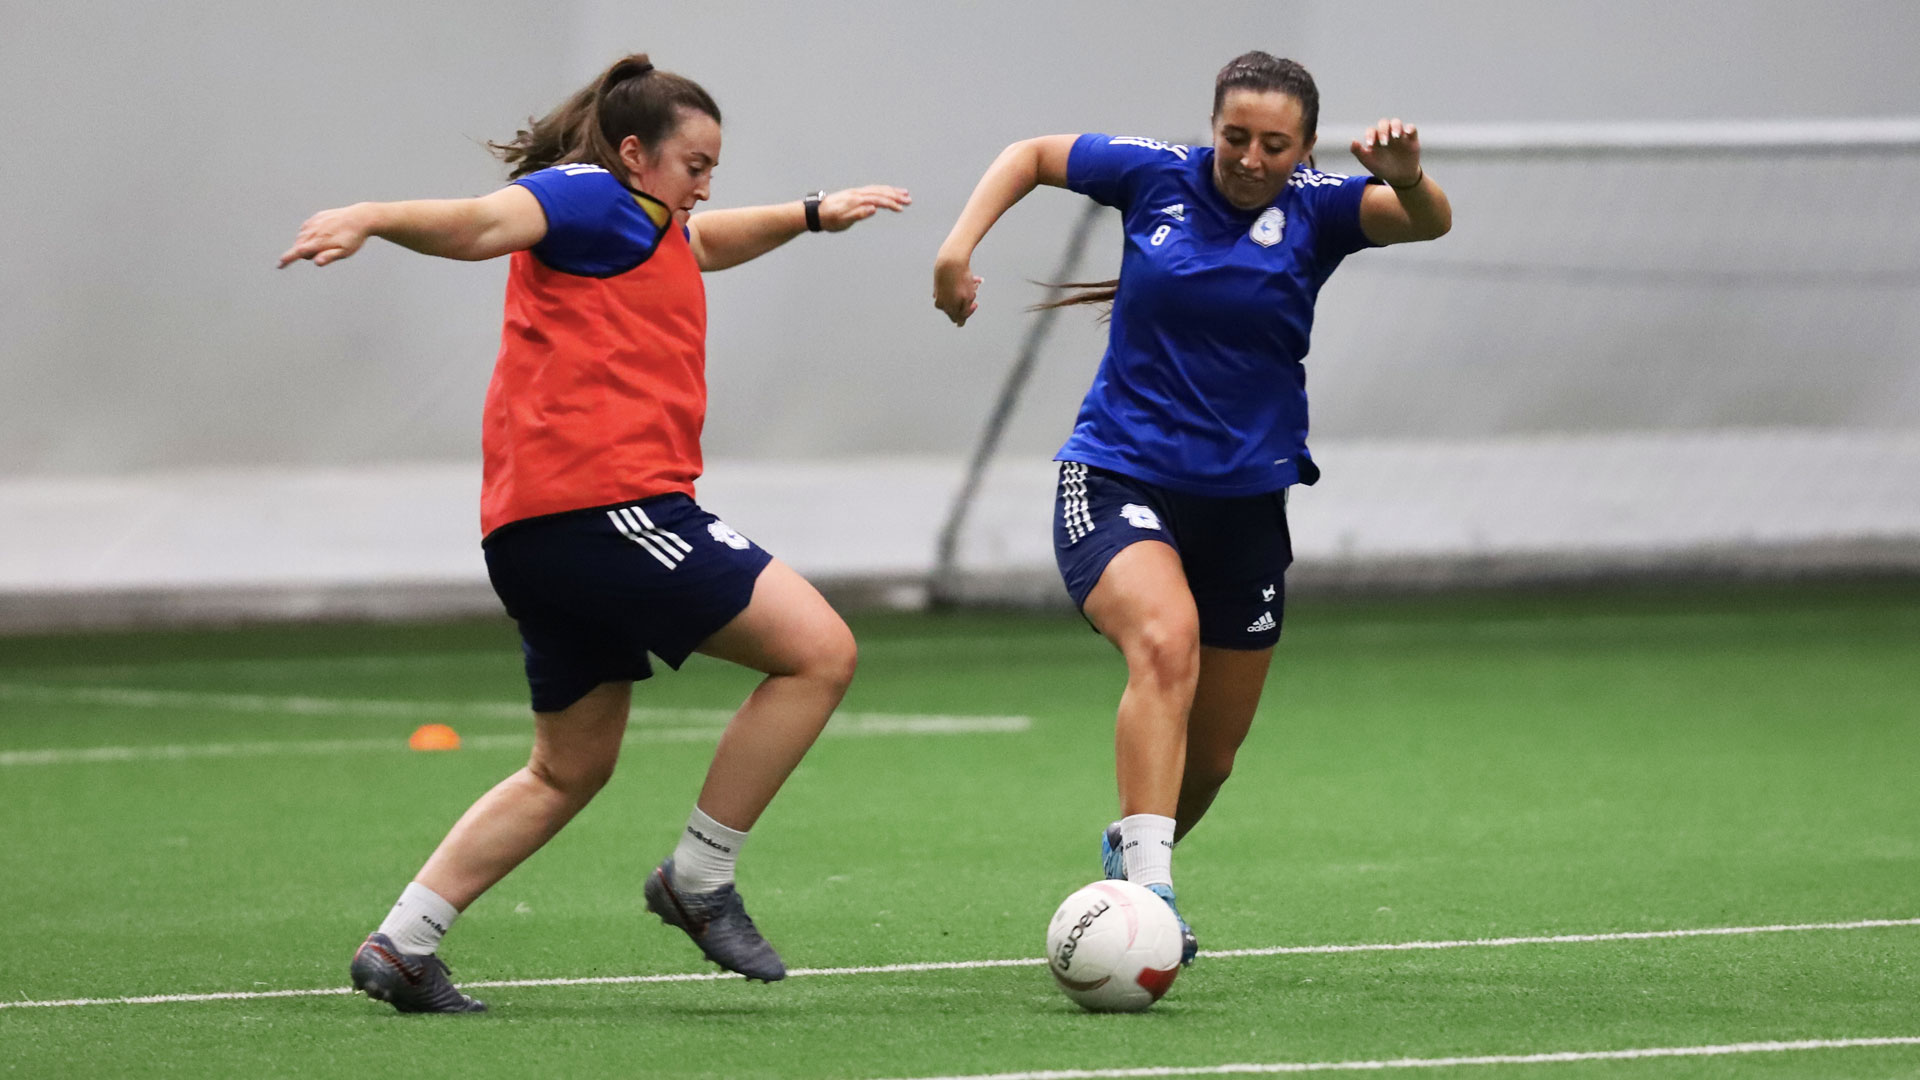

{"left": 932, "top": 52, "right": 1451, "bottom": 963}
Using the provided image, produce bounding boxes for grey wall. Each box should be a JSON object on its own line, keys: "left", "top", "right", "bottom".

{"left": 2, "top": 1, "right": 575, "bottom": 475}
{"left": 5, "top": 1, "right": 1918, "bottom": 478}
{"left": 1292, "top": 0, "right": 1920, "bottom": 123}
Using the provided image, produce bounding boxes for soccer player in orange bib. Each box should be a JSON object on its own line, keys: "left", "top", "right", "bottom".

{"left": 280, "top": 53, "right": 909, "bottom": 1011}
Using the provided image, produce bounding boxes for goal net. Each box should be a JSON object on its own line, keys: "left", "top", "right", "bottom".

{"left": 932, "top": 120, "right": 1920, "bottom": 603}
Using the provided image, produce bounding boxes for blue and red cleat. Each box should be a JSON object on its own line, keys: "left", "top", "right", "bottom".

{"left": 1101, "top": 821, "right": 1197, "bottom": 966}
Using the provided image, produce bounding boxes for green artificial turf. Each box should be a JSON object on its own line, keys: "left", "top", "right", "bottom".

{"left": 2, "top": 581, "right": 1917, "bottom": 1078}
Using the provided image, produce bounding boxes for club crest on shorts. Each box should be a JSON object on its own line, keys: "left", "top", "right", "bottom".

{"left": 1249, "top": 207, "right": 1285, "bottom": 247}
{"left": 707, "top": 521, "right": 752, "bottom": 550}
{"left": 1119, "top": 504, "right": 1163, "bottom": 531}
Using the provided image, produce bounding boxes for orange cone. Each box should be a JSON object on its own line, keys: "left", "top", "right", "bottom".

{"left": 408, "top": 723, "right": 461, "bottom": 751}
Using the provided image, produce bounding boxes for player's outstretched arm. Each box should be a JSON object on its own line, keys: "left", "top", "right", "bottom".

{"left": 933, "top": 135, "right": 1077, "bottom": 327}
{"left": 277, "top": 186, "right": 549, "bottom": 268}
{"left": 687, "top": 186, "right": 911, "bottom": 272}
{"left": 1352, "top": 118, "right": 1452, "bottom": 246}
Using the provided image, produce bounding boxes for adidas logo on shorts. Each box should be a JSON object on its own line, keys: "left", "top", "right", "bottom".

{"left": 1247, "top": 611, "right": 1276, "bottom": 633}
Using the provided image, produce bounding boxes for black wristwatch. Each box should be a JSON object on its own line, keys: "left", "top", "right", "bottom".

{"left": 803, "top": 191, "right": 825, "bottom": 232}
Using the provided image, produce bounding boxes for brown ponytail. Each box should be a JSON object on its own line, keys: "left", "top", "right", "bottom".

{"left": 1032, "top": 280, "right": 1119, "bottom": 313}
{"left": 489, "top": 52, "right": 721, "bottom": 180}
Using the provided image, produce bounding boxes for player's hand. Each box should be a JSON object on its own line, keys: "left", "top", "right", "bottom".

{"left": 817, "top": 185, "right": 911, "bottom": 232}
{"left": 1350, "top": 118, "right": 1422, "bottom": 189}
{"left": 932, "top": 249, "right": 982, "bottom": 327}
{"left": 278, "top": 204, "right": 374, "bottom": 268}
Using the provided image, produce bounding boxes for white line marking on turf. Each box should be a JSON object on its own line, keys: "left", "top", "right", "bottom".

{"left": 0, "top": 716, "right": 1030, "bottom": 766}
{"left": 0, "top": 959, "right": 1047, "bottom": 1009}
{"left": 0, "top": 683, "right": 1029, "bottom": 734}
{"left": 862, "top": 1037, "right": 1920, "bottom": 1080}
{"left": 1198, "top": 917, "right": 1920, "bottom": 957}
{"left": 2, "top": 917, "right": 1912, "bottom": 1011}
{"left": 0, "top": 734, "right": 535, "bottom": 766}
{"left": 0, "top": 682, "right": 528, "bottom": 720}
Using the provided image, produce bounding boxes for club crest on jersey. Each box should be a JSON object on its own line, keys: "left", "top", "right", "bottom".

{"left": 1119, "top": 504, "right": 1163, "bottom": 531}
{"left": 1249, "top": 208, "right": 1285, "bottom": 247}
{"left": 707, "top": 521, "right": 752, "bottom": 550}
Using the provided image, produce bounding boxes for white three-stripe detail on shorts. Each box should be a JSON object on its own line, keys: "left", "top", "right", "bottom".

{"left": 1061, "top": 463, "right": 1095, "bottom": 545}
{"left": 1068, "top": 463, "right": 1092, "bottom": 543}
{"left": 607, "top": 510, "right": 675, "bottom": 568}
{"left": 631, "top": 506, "right": 693, "bottom": 554}
{"left": 625, "top": 507, "right": 692, "bottom": 562}
{"left": 606, "top": 507, "right": 688, "bottom": 570}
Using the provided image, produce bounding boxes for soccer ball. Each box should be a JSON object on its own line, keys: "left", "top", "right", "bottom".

{"left": 1044, "top": 880, "right": 1183, "bottom": 1012}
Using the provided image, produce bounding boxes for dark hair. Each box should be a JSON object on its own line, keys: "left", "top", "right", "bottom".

{"left": 1212, "top": 50, "right": 1318, "bottom": 139}
{"left": 1040, "top": 51, "right": 1320, "bottom": 313}
{"left": 489, "top": 53, "right": 721, "bottom": 180}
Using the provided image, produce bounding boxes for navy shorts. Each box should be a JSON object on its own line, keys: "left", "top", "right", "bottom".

{"left": 483, "top": 494, "right": 774, "bottom": 712}
{"left": 1054, "top": 461, "right": 1293, "bottom": 650}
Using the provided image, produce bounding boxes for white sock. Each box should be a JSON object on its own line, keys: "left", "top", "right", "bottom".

{"left": 1120, "top": 813, "right": 1176, "bottom": 889}
{"left": 377, "top": 881, "right": 458, "bottom": 957}
{"left": 670, "top": 806, "right": 748, "bottom": 894}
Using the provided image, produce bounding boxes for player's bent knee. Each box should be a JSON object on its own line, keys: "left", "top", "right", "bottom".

{"left": 804, "top": 620, "right": 859, "bottom": 692}
{"left": 527, "top": 754, "right": 616, "bottom": 804}
{"left": 1125, "top": 620, "right": 1200, "bottom": 688}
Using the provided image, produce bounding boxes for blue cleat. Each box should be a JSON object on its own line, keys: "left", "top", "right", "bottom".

{"left": 349, "top": 932, "right": 487, "bottom": 1013}
{"left": 1100, "top": 821, "right": 1127, "bottom": 881}
{"left": 1145, "top": 883, "right": 1198, "bottom": 966}
{"left": 644, "top": 858, "right": 787, "bottom": 982}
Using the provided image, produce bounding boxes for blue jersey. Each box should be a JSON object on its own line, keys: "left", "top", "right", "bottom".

{"left": 513, "top": 164, "right": 672, "bottom": 276}
{"left": 1058, "top": 133, "right": 1377, "bottom": 495}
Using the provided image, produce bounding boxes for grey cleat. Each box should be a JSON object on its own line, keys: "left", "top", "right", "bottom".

{"left": 349, "top": 932, "right": 487, "bottom": 1013}
{"left": 644, "top": 858, "right": 787, "bottom": 982}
